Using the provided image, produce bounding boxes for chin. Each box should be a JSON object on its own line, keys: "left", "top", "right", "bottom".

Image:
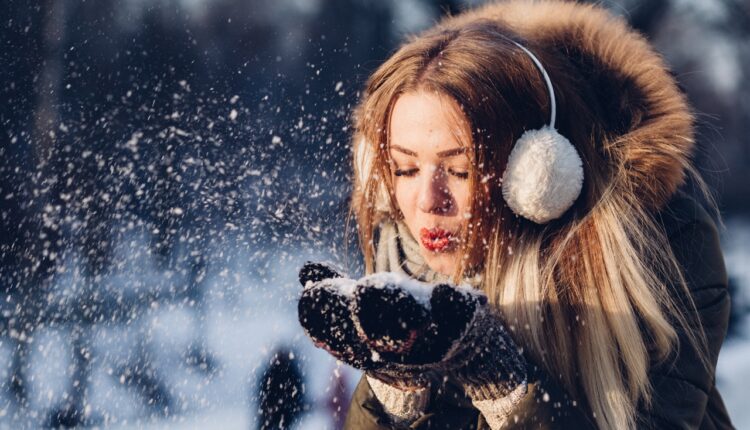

{"left": 422, "top": 253, "right": 457, "bottom": 277}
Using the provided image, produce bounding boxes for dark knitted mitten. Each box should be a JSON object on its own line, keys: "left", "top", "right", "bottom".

{"left": 298, "top": 263, "right": 527, "bottom": 400}
{"left": 429, "top": 284, "right": 527, "bottom": 402}
{"left": 350, "top": 277, "right": 527, "bottom": 401}
{"left": 353, "top": 276, "right": 529, "bottom": 430}
{"left": 297, "top": 262, "right": 434, "bottom": 389}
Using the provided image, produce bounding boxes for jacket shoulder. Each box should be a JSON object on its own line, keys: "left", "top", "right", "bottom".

{"left": 641, "top": 192, "right": 733, "bottom": 428}
{"left": 659, "top": 192, "right": 728, "bottom": 290}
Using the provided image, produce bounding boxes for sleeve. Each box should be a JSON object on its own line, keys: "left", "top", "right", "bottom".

{"left": 343, "top": 374, "right": 480, "bottom": 430}
{"left": 638, "top": 199, "right": 731, "bottom": 429}
{"left": 498, "top": 363, "right": 598, "bottom": 430}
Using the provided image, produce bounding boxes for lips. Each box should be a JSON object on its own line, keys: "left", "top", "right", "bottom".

{"left": 419, "top": 227, "right": 457, "bottom": 252}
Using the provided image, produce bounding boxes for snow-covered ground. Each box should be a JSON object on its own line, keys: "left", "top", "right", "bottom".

{"left": 715, "top": 218, "right": 750, "bottom": 427}
{"left": 0, "top": 218, "right": 748, "bottom": 429}
{"left": 717, "top": 320, "right": 750, "bottom": 427}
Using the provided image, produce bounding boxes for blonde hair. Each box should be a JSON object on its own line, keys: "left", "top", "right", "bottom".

{"left": 349, "top": 12, "right": 712, "bottom": 430}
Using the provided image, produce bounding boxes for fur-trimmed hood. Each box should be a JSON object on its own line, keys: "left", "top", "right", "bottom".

{"left": 441, "top": 0, "right": 695, "bottom": 212}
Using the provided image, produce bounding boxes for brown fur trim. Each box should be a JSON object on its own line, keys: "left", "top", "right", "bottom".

{"left": 440, "top": 0, "right": 695, "bottom": 211}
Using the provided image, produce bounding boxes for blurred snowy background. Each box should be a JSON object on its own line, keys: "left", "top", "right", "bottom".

{"left": 0, "top": 0, "right": 748, "bottom": 428}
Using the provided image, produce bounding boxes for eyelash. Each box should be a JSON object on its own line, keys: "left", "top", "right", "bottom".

{"left": 393, "top": 168, "right": 418, "bottom": 177}
{"left": 451, "top": 170, "right": 470, "bottom": 179}
{"left": 394, "top": 168, "right": 469, "bottom": 179}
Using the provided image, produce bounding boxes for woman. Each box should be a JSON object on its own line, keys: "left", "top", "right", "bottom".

{"left": 297, "top": 1, "right": 734, "bottom": 429}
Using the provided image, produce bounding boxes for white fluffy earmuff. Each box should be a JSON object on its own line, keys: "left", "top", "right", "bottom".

{"left": 501, "top": 42, "right": 584, "bottom": 224}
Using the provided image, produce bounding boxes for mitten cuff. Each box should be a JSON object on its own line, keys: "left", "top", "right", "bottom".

{"left": 471, "top": 382, "right": 528, "bottom": 430}
{"left": 367, "top": 375, "right": 430, "bottom": 425}
{"left": 464, "top": 377, "right": 527, "bottom": 401}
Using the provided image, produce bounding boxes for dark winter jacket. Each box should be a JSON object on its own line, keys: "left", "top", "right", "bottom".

{"left": 343, "top": 192, "right": 733, "bottom": 429}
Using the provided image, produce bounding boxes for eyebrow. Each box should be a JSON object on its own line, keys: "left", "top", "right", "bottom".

{"left": 390, "top": 145, "right": 467, "bottom": 158}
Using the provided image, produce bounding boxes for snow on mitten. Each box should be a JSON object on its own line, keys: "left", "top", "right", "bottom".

{"left": 298, "top": 260, "right": 345, "bottom": 286}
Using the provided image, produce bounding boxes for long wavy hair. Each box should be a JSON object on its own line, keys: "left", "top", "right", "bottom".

{"left": 348, "top": 15, "right": 712, "bottom": 430}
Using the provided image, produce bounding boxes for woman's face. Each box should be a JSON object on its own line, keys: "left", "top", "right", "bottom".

{"left": 388, "top": 90, "right": 473, "bottom": 276}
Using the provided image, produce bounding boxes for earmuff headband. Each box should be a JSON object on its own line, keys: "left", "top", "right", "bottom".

{"left": 511, "top": 41, "right": 557, "bottom": 129}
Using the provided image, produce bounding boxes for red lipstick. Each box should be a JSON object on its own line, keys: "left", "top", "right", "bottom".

{"left": 419, "top": 227, "right": 456, "bottom": 252}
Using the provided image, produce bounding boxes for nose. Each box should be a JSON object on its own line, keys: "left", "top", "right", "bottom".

{"left": 417, "top": 165, "right": 455, "bottom": 215}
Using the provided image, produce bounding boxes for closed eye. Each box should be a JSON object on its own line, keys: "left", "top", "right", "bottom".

{"left": 448, "top": 169, "right": 469, "bottom": 179}
{"left": 394, "top": 168, "right": 419, "bottom": 177}
{"left": 394, "top": 167, "right": 468, "bottom": 179}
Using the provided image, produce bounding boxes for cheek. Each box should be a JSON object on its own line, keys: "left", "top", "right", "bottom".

{"left": 455, "top": 182, "right": 473, "bottom": 215}
{"left": 393, "top": 180, "right": 415, "bottom": 217}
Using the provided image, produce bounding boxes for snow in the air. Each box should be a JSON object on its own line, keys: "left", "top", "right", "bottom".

{"left": 1, "top": 0, "right": 748, "bottom": 429}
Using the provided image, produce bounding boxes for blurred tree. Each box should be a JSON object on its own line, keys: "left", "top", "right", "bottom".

{"left": 0, "top": 0, "right": 68, "bottom": 409}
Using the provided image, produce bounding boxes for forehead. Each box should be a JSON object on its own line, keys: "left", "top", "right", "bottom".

{"left": 389, "top": 90, "right": 470, "bottom": 154}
